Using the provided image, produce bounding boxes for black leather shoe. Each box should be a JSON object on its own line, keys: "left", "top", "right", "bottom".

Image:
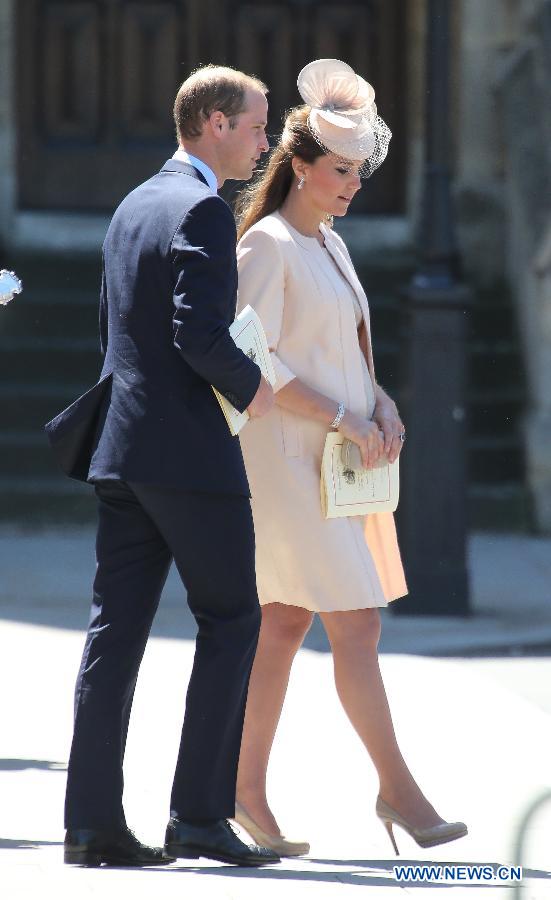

{"left": 64, "top": 827, "right": 175, "bottom": 867}
{"left": 164, "top": 817, "right": 280, "bottom": 866}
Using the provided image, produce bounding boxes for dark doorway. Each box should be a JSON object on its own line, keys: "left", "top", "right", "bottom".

{"left": 17, "top": 0, "right": 405, "bottom": 213}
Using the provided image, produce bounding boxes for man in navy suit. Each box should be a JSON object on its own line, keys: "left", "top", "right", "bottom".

{"left": 50, "top": 65, "right": 278, "bottom": 867}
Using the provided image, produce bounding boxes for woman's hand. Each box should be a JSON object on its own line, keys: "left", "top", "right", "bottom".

{"left": 372, "top": 387, "right": 405, "bottom": 464}
{"left": 338, "top": 411, "right": 384, "bottom": 469}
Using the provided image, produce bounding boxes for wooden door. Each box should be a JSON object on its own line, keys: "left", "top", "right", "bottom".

{"left": 17, "top": 0, "right": 405, "bottom": 213}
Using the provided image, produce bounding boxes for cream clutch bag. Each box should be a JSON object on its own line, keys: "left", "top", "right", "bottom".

{"left": 341, "top": 438, "right": 363, "bottom": 470}
{"left": 320, "top": 433, "right": 400, "bottom": 519}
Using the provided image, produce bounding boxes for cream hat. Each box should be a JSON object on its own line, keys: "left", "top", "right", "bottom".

{"left": 296, "top": 59, "right": 391, "bottom": 177}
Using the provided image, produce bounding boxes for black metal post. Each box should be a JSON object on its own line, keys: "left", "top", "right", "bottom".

{"left": 394, "top": 0, "right": 471, "bottom": 616}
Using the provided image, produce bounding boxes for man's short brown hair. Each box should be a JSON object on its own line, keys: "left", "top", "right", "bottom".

{"left": 174, "top": 65, "right": 267, "bottom": 142}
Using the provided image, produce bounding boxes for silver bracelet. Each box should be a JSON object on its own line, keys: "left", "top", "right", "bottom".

{"left": 330, "top": 401, "right": 346, "bottom": 429}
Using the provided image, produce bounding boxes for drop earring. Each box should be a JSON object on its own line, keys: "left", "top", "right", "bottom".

{"left": 297, "top": 176, "right": 305, "bottom": 191}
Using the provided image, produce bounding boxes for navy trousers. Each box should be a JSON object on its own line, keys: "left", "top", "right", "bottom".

{"left": 64, "top": 480, "right": 261, "bottom": 828}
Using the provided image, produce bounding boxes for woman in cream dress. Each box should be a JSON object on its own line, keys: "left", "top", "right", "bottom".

{"left": 233, "top": 61, "right": 467, "bottom": 857}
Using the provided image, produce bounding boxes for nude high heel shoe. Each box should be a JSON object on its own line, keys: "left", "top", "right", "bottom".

{"left": 233, "top": 802, "right": 310, "bottom": 857}
{"left": 376, "top": 796, "right": 468, "bottom": 856}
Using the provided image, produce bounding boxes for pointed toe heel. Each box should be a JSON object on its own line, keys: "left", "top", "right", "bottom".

{"left": 376, "top": 796, "right": 467, "bottom": 856}
{"left": 233, "top": 802, "right": 310, "bottom": 857}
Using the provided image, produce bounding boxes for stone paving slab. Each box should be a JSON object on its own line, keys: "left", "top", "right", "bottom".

{"left": 1, "top": 618, "right": 550, "bottom": 899}
{"left": 1, "top": 529, "right": 551, "bottom": 655}
{"left": 2, "top": 528, "right": 551, "bottom": 897}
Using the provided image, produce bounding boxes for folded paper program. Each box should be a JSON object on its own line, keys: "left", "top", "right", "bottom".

{"left": 321, "top": 431, "right": 400, "bottom": 518}
{"left": 212, "top": 305, "right": 276, "bottom": 436}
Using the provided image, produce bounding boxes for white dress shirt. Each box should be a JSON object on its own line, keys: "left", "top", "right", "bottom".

{"left": 172, "top": 148, "right": 218, "bottom": 193}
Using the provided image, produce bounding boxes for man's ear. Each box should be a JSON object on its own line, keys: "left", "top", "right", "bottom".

{"left": 208, "top": 110, "right": 225, "bottom": 137}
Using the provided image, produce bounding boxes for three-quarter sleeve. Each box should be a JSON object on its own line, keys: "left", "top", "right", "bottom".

{"left": 237, "top": 228, "right": 296, "bottom": 392}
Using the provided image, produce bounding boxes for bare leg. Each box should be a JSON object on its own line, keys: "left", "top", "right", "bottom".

{"left": 320, "top": 607, "right": 444, "bottom": 829}
{"left": 236, "top": 602, "right": 314, "bottom": 835}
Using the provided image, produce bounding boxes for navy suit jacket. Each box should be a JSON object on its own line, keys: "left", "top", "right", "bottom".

{"left": 45, "top": 160, "right": 261, "bottom": 495}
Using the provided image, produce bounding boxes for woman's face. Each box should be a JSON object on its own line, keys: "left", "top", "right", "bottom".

{"left": 298, "top": 153, "right": 363, "bottom": 216}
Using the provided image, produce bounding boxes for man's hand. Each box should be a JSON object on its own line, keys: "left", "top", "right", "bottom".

{"left": 372, "top": 386, "right": 405, "bottom": 464}
{"left": 247, "top": 376, "right": 275, "bottom": 418}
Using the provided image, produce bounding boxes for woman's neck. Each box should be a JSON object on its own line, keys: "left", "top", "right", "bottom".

{"left": 279, "top": 189, "right": 323, "bottom": 239}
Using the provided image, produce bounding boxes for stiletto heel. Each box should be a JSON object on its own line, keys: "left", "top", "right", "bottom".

{"left": 382, "top": 819, "right": 399, "bottom": 856}
{"left": 376, "top": 796, "right": 467, "bottom": 852}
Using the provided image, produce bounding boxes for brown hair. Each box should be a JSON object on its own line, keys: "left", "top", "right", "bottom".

{"left": 236, "top": 105, "right": 326, "bottom": 241}
{"left": 174, "top": 64, "right": 267, "bottom": 142}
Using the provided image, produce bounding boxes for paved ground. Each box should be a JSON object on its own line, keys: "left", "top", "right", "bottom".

{"left": 1, "top": 528, "right": 551, "bottom": 898}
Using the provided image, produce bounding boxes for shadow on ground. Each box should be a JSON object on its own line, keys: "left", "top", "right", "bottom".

{"left": 0, "top": 838, "right": 63, "bottom": 850}
{"left": 0, "top": 758, "right": 66, "bottom": 771}
{"left": 91, "top": 858, "right": 550, "bottom": 889}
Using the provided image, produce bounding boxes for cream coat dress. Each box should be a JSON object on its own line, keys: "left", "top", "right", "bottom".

{"left": 236, "top": 212, "right": 407, "bottom": 612}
